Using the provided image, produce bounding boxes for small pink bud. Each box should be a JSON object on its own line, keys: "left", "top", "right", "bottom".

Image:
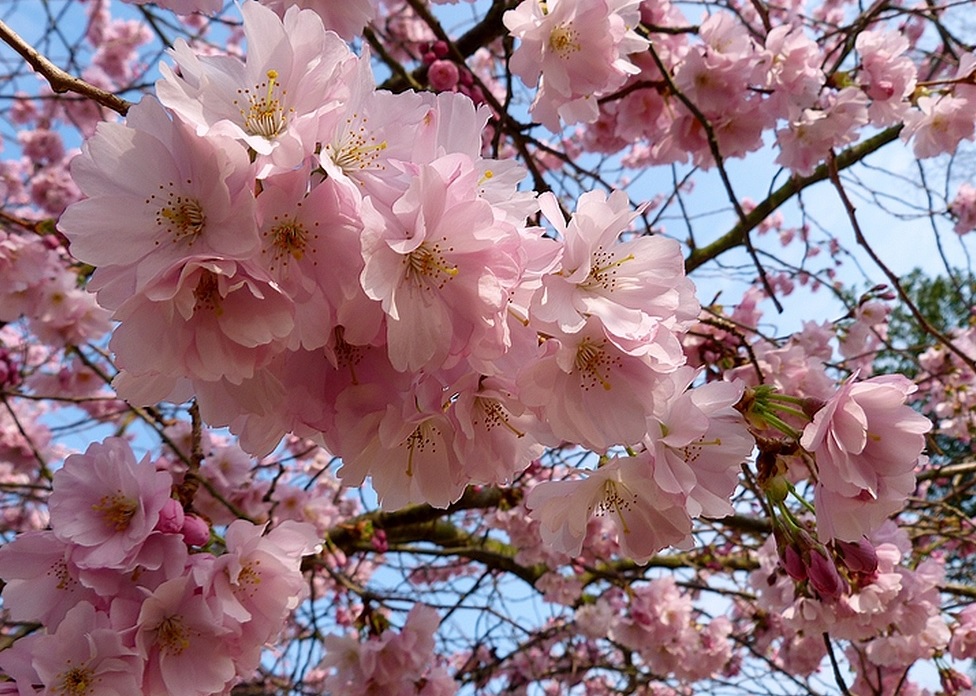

{"left": 431, "top": 40, "right": 449, "bottom": 59}
{"left": 806, "top": 550, "right": 846, "bottom": 601}
{"left": 428, "top": 60, "right": 460, "bottom": 92}
{"left": 181, "top": 514, "right": 210, "bottom": 546}
{"left": 155, "top": 498, "right": 185, "bottom": 534}
{"left": 782, "top": 545, "right": 807, "bottom": 581}
{"left": 834, "top": 538, "right": 879, "bottom": 574}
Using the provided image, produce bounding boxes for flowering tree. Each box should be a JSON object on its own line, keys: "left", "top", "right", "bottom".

{"left": 1, "top": 0, "right": 976, "bottom": 693}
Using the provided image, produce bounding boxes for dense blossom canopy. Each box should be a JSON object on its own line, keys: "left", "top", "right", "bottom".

{"left": 0, "top": 0, "right": 975, "bottom": 694}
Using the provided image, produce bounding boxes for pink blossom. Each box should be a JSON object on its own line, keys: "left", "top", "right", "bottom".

{"left": 136, "top": 575, "right": 238, "bottom": 696}
{"left": 49, "top": 437, "right": 173, "bottom": 570}
{"left": 518, "top": 317, "right": 679, "bottom": 451}
{"left": 0, "top": 531, "right": 101, "bottom": 626}
{"left": 800, "top": 374, "right": 932, "bottom": 540}
{"left": 950, "top": 182, "right": 976, "bottom": 234}
{"left": 263, "top": 0, "right": 379, "bottom": 41}
{"left": 504, "top": 0, "right": 646, "bottom": 130}
{"left": 525, "top": 454, "right": 694, "bottom": 562}
{"left": 59, "top": 97, "right": 259, "bottom": 303}
{"left": 157, "top": 1, "right": 353, "bottom": 177}
{"left": 902, "top": 93, "right": 976, "bottom": 159}
{"left": 108, "top": 258, "right": 294, "bottom": 405}
{"left": 532, "top": 189, "right": 699, "bottom": 352}
{"left": 359, "top": 153, "right": 523, "bottom": 372}
{"left": 855, "top": 30, "right": 916, "bottom": 126}
{"left": 31, "top": 601, "right": 143, "bottom": 696}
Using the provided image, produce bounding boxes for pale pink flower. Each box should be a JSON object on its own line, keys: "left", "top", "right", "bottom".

{"left": 775, "top": 88, "right": 869, "bottom": 175}
{"left": 532, "top": 189, "right": 698, "bottom": 352}
{"left": 525, "top": 454, "right": 694, "bottom": 562}
{"left": 206, "top": 520, "right": 319, "bottom": 672}
{"left": 449, "top": 373, "right": 548, "bottom": 486}
{"left": 59, "top": 97, "right": 259, "bottom": 304}
{"left": 902, "top": 93, "right": 976, "bottom": 159}
{"left": 950, "top": 182, "right": 976, "bottom": 234}
{"left": 644, "top": 369, "right": 753, "bottom": 518}
{"left": 108, "top": 258, "right": 295, "bottom": 405}
{"left": 855, "top": 30, "right": 916, "bottom": 126}
{"left": 321, "top": 604, "right": 450, "bottom": 694}
{"left": 31, "top": 601, "right": 143, "bottom": 696}
{"left": 334, "top": 375, "right": 467, "bottom": 509}
{"left": 0, "top": 530, "right": 101, "bottom": 626}
{"left": 505, "top": 0, "right": 646, "bottom": 130}
{"left": 800, "top": 374, "right": 932, "bottom": 540}
{"left": 157, "top": 1, "right": 353, "bottom": 177}
{"left": 359, "top": 153, "right": 523, "bottom": 372}
{"left": 120, "top": 0, "right": 222, "bottom": 14}
{"left": 518, "top": 317, "right": 679, "bottom": 451}
{"left": 136, "top": 575, "right": 237, "bottom": 696}
{"left": 49, "top": 437, "right": 173, "bottom": 570}
{"left": 263, "top": 0, "right": 380, "bottom": 41}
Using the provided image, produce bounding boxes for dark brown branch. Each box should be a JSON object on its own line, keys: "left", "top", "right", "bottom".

{"left": 0, "top": 18, "right": 132, "bottom": 116}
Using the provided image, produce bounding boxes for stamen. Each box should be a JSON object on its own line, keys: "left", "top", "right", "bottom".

{"left": 236, "top": 69, "right": 290, "bottom": 139}
{"left": 403, "top": 242, "right": 458, "bottom": 290}
{"left": 574, "top": 338, "right": 616, "bottom": 391}
{"left": 91, "top": 491, "right": 138, "bottom": 532}
{"left": 549, "top": 24, "right": 582, "bottom": 58}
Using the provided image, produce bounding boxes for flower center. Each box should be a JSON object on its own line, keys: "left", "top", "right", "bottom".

{"left": 151, "top": 184, "right": 206, "bottom": 245}
{"left": 237, "top": 69, "right": 290, "bottom": 139}
{"left": 582, "top": 247, "right": 636, "bottom": 292}
{"left": 91, "top": 491, "right": 138, "bottom": 532}
{"left": 548, "top": 24, "right": 581, "bottom": 58}
{"left": 592, "top": 479, "right": 638, "bottom": 534}
{"left": 54, "top": 664, "right": 95, "bottom": 695}
{"left": 157, "top": 615, "right": 191, "bottom": 656}
{"left": 403, "top": 242, "right": 458, "bottom": 291}
{"left": 263, "top": 216, "right": 312, "bottom": 271}
{"left": 476, "top": 397, "right": 526, "bottom": 438}
{"left": 402, "top": 421, "right": 441, "bottom": 477}
{"left": 325, "top": 113, "right": 388, "bottom": 176}
{"left": 193, "top": 271, "right": 222, "bottom": 315}
{"left": 574, "top": 338, "right": 617, "bottom": 391}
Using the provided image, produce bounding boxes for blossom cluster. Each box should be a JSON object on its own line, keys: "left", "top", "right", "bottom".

{"left": 0, "top": 437, "right": 319, "bottom": 695}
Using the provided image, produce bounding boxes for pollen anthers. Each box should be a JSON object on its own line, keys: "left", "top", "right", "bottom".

{"left": 591, "top": 478, "right": 638, "bottom": 534}
{"left": 193, "top": 270, "right": 223, "bottom": 315}
{"left": 679, "top": 437, "right": 723, "bottom": 464}
{"left": 235, "top": 69, "right": 291, "bottom": 139}
{"left": 574, "top": 337, "right": 618, "bottom": 391}
{"left": 403, "top": 240, "right": 458, "bottom": 291}
{"left": 475, "top": 396, "right": 526, "bottom": 438}
{"left": 583, "top": 246, "right": 636, "bottom": 292}
{"left": 91, "top": 490, "right": 138, "bottom": 532}
{"left": 55, "top": 663, "right": 96, "bottom": 696}
{"left": 263, "top": 212, "right": 315, "bottom": 269}
{"left": 401, "top": 420, "right": 441, "bottom": 477}
{"left": 149, "top": 182, "right": 206, "bottom": 245}
{"left": 156, "top": 615, "right": 191, "bottom": 656}
{"left": 548, "top": 23, "right": 582, "bottom": 58}
{"left": 326, "top": 113, "right": 388, "bottom": 176}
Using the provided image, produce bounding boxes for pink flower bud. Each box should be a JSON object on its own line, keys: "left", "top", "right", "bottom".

{"left": 181, "top": 514, "right": 210, "bottom": 546}
{"left": 782, "top": 545, "right": 807, "bottom": 581}
{"left": 834, "top": 538, "right": 879, "bottom": 574}
{"left": 155, "top": 498, "right": 185, "bottom": 534}
{"left": 806, "top": 550, "right": 846, "bottom": 601}
{"left": 431, "top": 40, "right": 449, "bottom": 59}
{"left": 428, "top": 60, "right": 460, "bottom": 92}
